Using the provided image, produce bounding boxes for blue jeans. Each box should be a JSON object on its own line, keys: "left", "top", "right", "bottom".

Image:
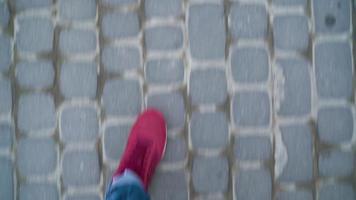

{"left": 105, "top": 170, "right": 150, "bottom": 200}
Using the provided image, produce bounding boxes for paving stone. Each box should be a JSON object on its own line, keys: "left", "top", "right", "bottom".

{"left": 276, "top": 58, "right": 311, "bottom": 116}
{"left": 0, "top": 78, "right": 11, "bottom": 115}
{"left": 317, "top": 106, "right": 353, "bottom": 144}
{"left": 0, "top": 2, "right": 9, "bottom": 28}
{"left": 162, "top": 136, "right": 187, "bottom": 163}
{"left": 319, "top": 183, "right": 355, "bottom": 200}
{"left": 190, "top": 112, "right": 229, "bottom": 149}
{"left": 145, "top": 0, "right": 182, "bottom": 18}
{"left": 0, "top": 157, "right": 13, "bottom": 200}
{"left": 19, "top": 183, "right": 58, "bottom": 200}
{"left": 18, "top": 93, "right": 56, "bottom": 132}
{"left": 62, "top": 150, "right": 100, "bottom": 187}
{"left": 319, "top": 150, "right": 354, "bottom": 177}
{"left": 272, "top": 0, "right": 307, "bottom": 6}
{"left": 59, "top": 29, "right": 97, "bottom": 54}
{"left": 17, "top": 138, "right": 57, "bottom": 176}
{"left": 0, "top": 34, "right": 11, "bottom": 72}
{"left": 235, "top": 168, "right": 272, "bottom": 200}
{"left": 60, "top": 62, "right": 97, "bottom": 99}
{"left": 102, "top": 0, "right": 138, "bottom": 6}
{"left": 104, "top": 167, "right": 115, "bottom": 189}
{"left": 147, "top": 92, "right": 185, "bottom": 130}
{"left": 190, "top": 68, "right": 227, "bottom": 105}
{"left": 60, "top": 105, "right": 99, "bottom": 143}
{"left": 315, "top": 41, "right": 352, "bottom": 99}
{"left": 235, "top": 135, "right": 271, "bottom": 161}
{"left": 149, "top": 170, "right": 188, "bottom": 200}
{"left": 59, "top": 0, "right": 96, "bottom": 21}
{"left": 17, "top": 60, "right": 54, "bottom": 89}
{"left": 145, "top": 26, "right": 183, "bottom": 51}
{"left": 102, "top": 79, "right": 141, "bottom": 116}
{"left": 65, "top": 194, "right": 101, "bottom": 200}
{"left": 103, "top": 124, "right": 130, "bottom": 161}
{"left": 313, "top": 0, "right": 351, "bottom": 34}
{"left": 192, "top": 156, "right": 228, "bottom": 193}
{"left": 279, "top": 124, "right": 313, "bottom": 182}
{"left": 231, "top": 46, "right": 269, "bottom": 83}
{"left": 188, "top": 4, "right": 225, "bottom": 60}
{"left": 230, "top": 4, "right": 268, "bottom": 39}
{"left": 276, "top": 190, "right": 313, "bottom": 200}
{"left": 273, "top": 15, "right": 309, "bottom": 51}
{"left": 233, "top": 91, "right": 270, "bottom": 128}
{"left": 15, "top": 0, "right": 53, "bottom": 11}
{"left": 102, "top": 45, "right": 141, "bottom": 73}
{"left": 17, "top": 17, "right": 53, "bottom": 53}
{"left": 145, "top": 58, "right": 184, "bottom": 84}
{"left": 0, "top": 123, "right": 12, "bottom": 150}
{"left": 102, "top": 12, "right": 139, "bottom": 39}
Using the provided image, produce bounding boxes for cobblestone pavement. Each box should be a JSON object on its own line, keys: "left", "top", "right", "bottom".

{"left": 0, "top": 0, "right": 355, "bottom": 199}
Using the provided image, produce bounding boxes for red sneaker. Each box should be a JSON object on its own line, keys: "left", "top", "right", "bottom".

{"left": 113, "top": 108, "right": 167, "bottom": 190}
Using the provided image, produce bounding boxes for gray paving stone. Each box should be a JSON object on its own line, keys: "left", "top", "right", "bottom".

{"left": 149, "top": 170, "right": 188, "bottom": 200}
{"left": 315, "top": 41, "right": 352, "bottom": 99}
{"left": 102, "top": 79, "right": 141, "bottom": 116}
{"left": 102, "top": 45, "right": 141, "bottom": 73}
{"left": 17, "top": 60, "right": 54, "bottom": 89}
{"left": 59, "top": 29, "right": 97, "bottom": 54}
{"left": 319, "top": 183, "right": 355, "bottom": 200}
{"left": 276, "top": 58, "right": 311, "bottom": 116}
{"left": 233, "top": 91, "right": 270, "bottom": 128}
{"left": 59, "top": 0, "right": 96, "bottom": 21}
{"left": 62, "top": 150, "right": 100, "bottom": 187}
{"left": 17, "top": 138, "right": 57, "bottom": 176}
{"left": 17, "top": 17, "right": 53, "bottom": 53}
{"left": 279, "top": 124, "right": 313, "bottom": 182}
{"left": 313, "top": 0, "right": 351, "bottom": 34}
{"left": 145, "top": 58, "right": 184, "bottom": 84}
{"left": 145, "top": 26, "right": 183, "bottom": 51}
{"left": 188, "top": 4, "right": 225, "bottom": 60}
{"left": 15, "top": 0, "right": 53, "bottom": 11}
{"left": 190, "top": 68, "right": 227, "bottom": 105}
{"left": 60, "top": 62, "right": 97, "bottom": 99}
{"left": 319, "top": 150, "right": 354, "bottom": 177}
{"left": 102, "top": 0, "right": 138, "bottom": 6}
{"left": 273, "top": 15, "right": 309, "bottom": 51}
{"left": 0, "top": 78, "right": 11, "bottom": 115}
{"left": 145, "top": 0, "right": 182, "bottom": 18}
{"left": 235, "top": 168, "right": 272, "bottom": 200}
{"left": 102, "top": 12, "right": 139, "bottom": 39}
{"left": 231, "top": 46, "right": 269, "bottom": 83}
{"left": 19, "top": 183, "right": 58, "bottom": 200}
{"left": 235, "top": 135, "right": 271, "bottom": 161}
{"left": 317, "top": 106, "right": 353, "bottom": 144}
{"left": 65, "top": 194, "right": 100, "bottom": 200}
{"left": 103, "top": 124, "right": 130, "bottom": 161}
{"left": 276, "top": 190, "right": 313, "bottom": 200}
{"left": 60, "top": 105, "right": 99, "bottom": 143}
{"left": 190, "top": 112, "right": 229, "bottom": 149}
{"left": 0, "top": 123, "right": 12, "bottom": 150}
{"left": 147, "top": 92, "right": 185, "bottom": 130}
{"left": 162, "top": 136, "right": 187, "bottom": 163}
{"left": 0, "top": 34, "right": 11, "bottom": 72}
{"left": 230, "top": 4, "right": 267, "bottom": 39}
{"left": 0, "top": 157, "right": 13, "bottom": 200}
{"left": 18, "top": 93, "right": 56, "bottom": 132}
{"left": 272, "top": 0, "right": 307, "bottom": 6}
{"left": 0, "top": 2, "right": 9, "bottom": 28}
{"left": 192, "top": 156, "right": 228, "bottom": 193}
